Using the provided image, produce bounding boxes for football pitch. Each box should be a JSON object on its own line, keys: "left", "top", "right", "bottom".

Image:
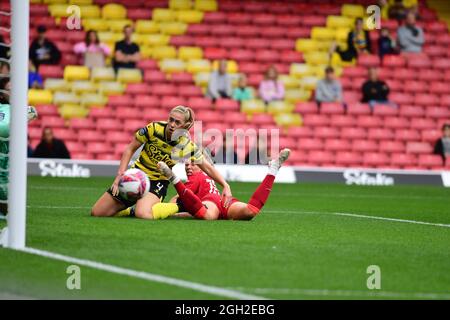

{"left": 0, "top": 175, "right": 449, "bottom": 300}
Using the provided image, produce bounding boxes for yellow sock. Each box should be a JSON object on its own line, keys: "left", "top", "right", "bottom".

{"left": 152, "top": 203, "right": 179, "bottom": 220}
{"left": 115, "top": 207, "right": 131, "bottom": 217}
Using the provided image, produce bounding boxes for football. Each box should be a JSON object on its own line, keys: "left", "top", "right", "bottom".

{"left": 118, "top": 168, "right": 150, "bottom": 201}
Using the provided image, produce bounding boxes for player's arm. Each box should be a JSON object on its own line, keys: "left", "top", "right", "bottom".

{"left": 197, "top": 160, "right": 232, "bottom": 202}
{"left": 111, "top": 138, "right": 142, "bottom": 196}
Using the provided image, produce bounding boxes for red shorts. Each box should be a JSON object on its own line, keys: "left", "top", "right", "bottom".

{"left": 201, "top": 194, "right": 239, "bottom": 220}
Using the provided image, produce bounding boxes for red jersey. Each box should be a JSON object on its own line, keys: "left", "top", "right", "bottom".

{"left": 184, "top": 172, "right": 238, "bottom": 219}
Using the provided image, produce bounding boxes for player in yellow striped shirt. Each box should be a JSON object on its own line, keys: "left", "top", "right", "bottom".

{"left": 91, "top": 105, "right": 232, "bottom": 219}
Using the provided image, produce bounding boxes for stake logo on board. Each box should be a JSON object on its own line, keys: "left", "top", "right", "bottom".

{"left": 39, "top": 160, "right": 90, "bottom": 178}
{"left": 343, "top": 169, "right": 394, "bottom": 186}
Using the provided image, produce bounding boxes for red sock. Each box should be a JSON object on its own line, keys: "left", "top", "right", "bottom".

{"left": 174, "top": 181, "right": 206, "bottom": 219}
{"left": 247, "top": 174, "right": 275, "bottom": 214}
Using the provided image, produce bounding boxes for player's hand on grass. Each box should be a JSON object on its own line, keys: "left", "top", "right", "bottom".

{"left": 222, "top": 184, "right": 233, "bottom": 208}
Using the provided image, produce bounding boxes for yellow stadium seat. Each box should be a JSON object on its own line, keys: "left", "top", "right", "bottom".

{"left": 194, "top": 72, "right": 210, "bottom": 87}
{"left": 267, "top": 101, "right": 295, "bottom": 115}
{"left": 83, "top": 19, "right": 109, "bottom": 32}
{"left": 241, "top": 99, "right": 265, "bottom": 115}
{"left": 160, "top": 59, "right": 186, "bottom": 73}
{"left": 31, "top": 0, "right": 42, "bottom": 4}
{"left": 69, "top": 0, "right": 93, "bottom": 5}
{"left": 187, "top": 59, "right": 211, "bottom": 73}
{"left": 153, "top": 8, "right": 177, "bottom": 22}
{"left": 152, "top": 46, "right": 177, "bottom": 60}
{"left": 71, "top": 81, "right": 98, "bottom": 94}
{"left": 107, "top": 19, "right": 133, "bottom": 32}
{"left": 80, "top": 93, "right": 108, "bottom": 107}
{"left": 285, "top": 89, "right": 311, "bottom": 103}
{"left": 53, "top": 91, "right": 81, "bottom": 105}
{"left": 98, "top": 81, "right": 126, "bottom": 95}
{"left": 290, "top": 63, "right": 316, "bottom": 78}
{"left": 327, "top": 15, "right": 354, "bottom": 29}
{"left": 176, "top": 10, "right": 204, "bottom": 23}
{"left": 335, "top": 28, "right": 350, "bottom": 42}
{"left": 102, "top": 3, "right": 127, "bottom": 19}
{"left": 274, "top": 113, "right": 302, "bottom": 128}
{"left": 159, "top": 22, "right": 188, "bottom": 35}
{"left": 91, "top": 67, "right": 115, "bottom": 82}
{"left": 79, "top": 5, "right": 101, "bottom": 18}
{"left": 48, "top": 4, "right": 69, "bottom": 18}
{"left": 279, "top": 75, "right": 300, "bottom": 89}
{"left": 64, "top": 65, "right": 90, "bottom": 81}
{"left": 330, "top": 52, "right": 355, "bottom": 67}
{"left": 44, "top": 78, "right": 69, "bottom": 92}
{"left": 117, "top": 68, "right": 142, "bottom": 83}
{"left": 140, "top": 47, "right": 153, "bottom": 59}
{"left": 178, "top": 46, "right": 203, "bottom": 60}
{"left": 135, "top": 20, "right": 160, "bottom": 34}
{"left": 212, "top": 60, "right": 238, "bottom": 73}
{"left": 146, "top": 34, "right": 171, "bottom": 47}
{"left": 304, "top": 52, "right": 330, "bottom": 65}
{"left": 300, "top": 76, "right": 320, "bottom": 90}
{"left": 98, "top": 31, "right": 123, "bottom": 43}
{"left": 169, "top": 0, "right": 192, "bottom": 10}
{"left": 43, "top": 0, "right": 66, "bottom": 4}
{"left": 316, "top": 40, "right": 333, "bottom": 51}
{"left": 28, "top": 89, "right": 53, "bottom": 105}
{"left": 341, "top": 4, "right": 365, "bottom": 18}
{"left": 59, "top": 104, "right": 89, "bottom": 119}
{"left": 311, "top": 27, "right": 336, "bottom": 41}
{"left": 295, "top": 39, "right": 319, "bottom": 53}
{"left": 194, "top": 0, "right": 217, "bottom": 11}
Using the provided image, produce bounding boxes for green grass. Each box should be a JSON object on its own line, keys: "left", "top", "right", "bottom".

{"left": 1, "top": 176, "right": 450, "bottom": 299}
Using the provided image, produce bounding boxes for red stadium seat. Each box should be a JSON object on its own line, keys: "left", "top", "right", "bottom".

{"left": 383, "top": 117, "right": 410, "bottom": 129}
{"left": 220, "top": 37, "right": 245, "bottom": 49}
{"left": 170, "top": 72, "right": 193, "bottom": 84}
{"left": 307, "top": 150, "right": 335, "bottom": 165}
{"left": 368, "top": 128, "right": 395, "bottom": 140}
{"left": 216, "top": 99, "right": 239, "bottom": 111}
{"left": 399, "top": 105, "right": 425, "bottom": 117}
{"left": 402, "top": 80, "right": 428, "bottom": 93}
{"left": 330, "top": 115, "right": 355, "bottom": 127}
{"left": 324, "top": 139, "right": 351, "bottom": 151}
{"left": 415, "top": 93, "right": 440, "bottom": 107}
{"left": 39, "top": 65, "right": 64, "bottom": 79}
{"left": 41, "top": 116, "right": 66, "bottom": 128}
{"left": 357, "top": 115, "right": 383, "bottom": 128}
{"left": 229, "top": 49, "right": 254, "bottom": 62}
{"left": 363, "top": 152, "right": 390, "bottom": 167}
{"left": 170, "top": 36, "right": 195, "bottom": 47}
{"left": 410, "top": 118, "right": 436, "bottom": 130}
{"left": 187, "top": 97, "right": 212, "bottom": 110}
{"left": 441, "top": 95, "right": 450, "bottom": 107}
{"left": 418, "top": 154, "right": 444, "bottom": 168}
{"left": 142, "top": 109, "right": 166, "bottom": 121}
{"left": 421, "top": 129, "right": 442, "bottom": 143}
{"left": 340, "top": 127, "right": 367, "bottom": 140}
{"left": 187, "top": 24, "right": 210, "bottom": 36}
{"left": 235, "top": 25, "right": 260, "bottom": 38}
{"left": 96, "top": 154, "right": 119, "bottom": 161}
{"left": 79, "top": 130, "right": 103, "bottom": 142}
{"left": 144, "top": 70, "right": 166, "bottom": 83}
{"left": 297, "top": 138, "right": 324, "bottom": 151}
{"left": 352, "top": 139, "right": 378, "bottom": 152}
{"left": 35, "top": 104, "right": 58, "bottom": 116}
{"left": 70, "top": 118, "right": 95, "bottom": 130}
{"left": 276, "top": 15, "right": 302, "bottom": 27}
{"left": 335, "top": 151, "right": 363, "bottom": 166}
{"left": 226, "top": 12, "right": 249, "bottom": 24}
{"left": 133, "top": 95, "right": 160, "bottom": 108}
{"left": 420, "top": 69, "right": 443, "bottom": 81}
{"left": 407, "top": 55, "right": 432, "bottom": 69}
{"left": 115, "top": 107, "right": 141, "bottom": 120}
{"left": 295, "top": 102, "right": 318, "bottom": 114}
{"left": 379, "top": 140, "right": 405, "bottom": 153}
{"left": 358, "top": 54, "right": 380, "bottom": 68}
{"left": 347, "top": 103, "right": 371, "bottom": 115}
{"left": 383, "top": 54, "right": 405, "bottom": 68}
{"left": 395, "top": 129, "right": 421, "bottom": 141}
{"left": 194, "top": 36, "right": 219, "bottom": 47}
{"left": 373, "top": 105, "right": 398, "bottom": 116}
{"left": 203, "top": 12, "right": 227, "bottom": 24}
{"left": 253, "top": 14, "right": 276, "bottom": 25}
{"left": 203, "top": 47, "right": 228, "bottom": 60}
{"left": 314, "top": 127, "right": 340, "bottom": 139}
{"left": 137, "top": 60, "right": 158, "bottom": 71}
{"left": 124, "top": 120, "right": 146, "bottom": 132}
{"left": 239, "top": 62, "right": 263, "bottom": 74}
{"left": 87, "top": 142, "right": 110, "bottom": 155}
{"left": 390, "top": 153, "right": 416, "bottom": 167}
{"left": 392, "top": 68, "right": 416, "bottom": 80}
{"left": 108, "top": 95, "right": 132, "bottom": 108}
{"left": 425, "top": 107, "right": 450, "bottom": 119}
{"left": 342, "top": 66, "right": 367, "bottom": 78}
{"left": 244, "top": 38, "right": 271, "bottom": 50}
{"left": 89, "top": 107, "right": 113, "bottom": 120}
{"left": 211, "top": 24, "right": 236, "bottom": 37}
{"left": 285, "top": 27, "right": 310, "bottom": 39}
{"left": 178, "top": 85, "right": 203, "bottom": 97}
{"left": 320, "top": 102, "right": 345, "bottom": 114}
{"left": 390, "top": 92, "right": 413, "bottom": 105}
{"left": 255, "top": 50, "right": 279, "bottom": 63}
{"left": 66, "top": 141, "right": 84, "bottom": 154}
{"left": 126, "top": 83, "right": 151, "bottom": 96}
{"left": 303, "top": 114, "right": 329, "bottom": 127}
{"left": 97, "top": 119, "right": 120, "bottom": 131}
{"left": 151, "top": 84, "right": 178, "bottom": 97}
{"left": 160, "top": 96, "right": 187, "bottom": 109}
{"left": 287, "top": 126, "right": 313, "bottom": 138}
{"left": 429, "top": 82, "right": 450, "bottom": 95}
{"left": 106, "top": 131, "right": 135, "bottom": 144}
{"left": 426, "top": 21, "right": 448, "bottom": 33}
{"left": 406, "top": 142, "right": 433, "bottom": 154}
{"left": 343, "top": 91, "right": 361, "bottom": 103}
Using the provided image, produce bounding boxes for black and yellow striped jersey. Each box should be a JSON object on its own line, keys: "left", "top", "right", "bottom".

{"left": 133, "top": 121, "right": 203, "bottom": 180}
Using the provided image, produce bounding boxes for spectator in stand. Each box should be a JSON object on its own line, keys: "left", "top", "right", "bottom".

{"left": 259, "top": 65, "right": 284, "bottom": 105}
{"left": 433, "top": 123, "right": 450, "bottom": 165}
{"left": 28, "top": 60, "right": 43, "bottom": 89}
{"left": 315, "top": 66, "right": 343, "bottom": 111}
{"left": 74, "top": 30, "right": 111, "bottom": 68}
{"left": 397, "top": 11, "right": 425, "bottom": 53}
{"left": 232, "top": 74, "right": 253, "bottom": 103}
{"left": 378, "top": 28, "right": 398, "bottom": 60}
{"left": 0, "top": 35, "right": 9, "bottom": 60}
{"left": 329, "top": 18, "right": 371, "bottom": 62}
{"left": 361, "top": 67, "right": 395, "bottom": 111}
{"left": 113, "top": 25, "right": 140, "bottom": 72}
{"left": 0, "top": 61, "right": 9, "bottom": 76}
{"left": 206, "top": 59, "right": 232, "bottom": 102}
{"left": 29, "top": 25, "right": 61, "bottom": 69}
{"left": 32, "top": 127, "right": 71, "bottom": 159}
{"left": 28, "top": 135, "right": 34, "bottom": 158}
{"left": 389, "top": 0, "right": 408, "bottom": 21}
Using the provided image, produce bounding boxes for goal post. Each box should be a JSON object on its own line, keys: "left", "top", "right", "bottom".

{"left": 5, "top": 0, "right": 29, "bottom": 249}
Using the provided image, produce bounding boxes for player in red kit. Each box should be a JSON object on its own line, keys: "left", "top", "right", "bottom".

{"left": 156, "top": 148, "right": 290, "bottom": 220}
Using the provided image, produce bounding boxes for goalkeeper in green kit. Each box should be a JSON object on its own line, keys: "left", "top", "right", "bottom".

{"left": 0, "top": 77, "right": 38, "bottom": 216}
